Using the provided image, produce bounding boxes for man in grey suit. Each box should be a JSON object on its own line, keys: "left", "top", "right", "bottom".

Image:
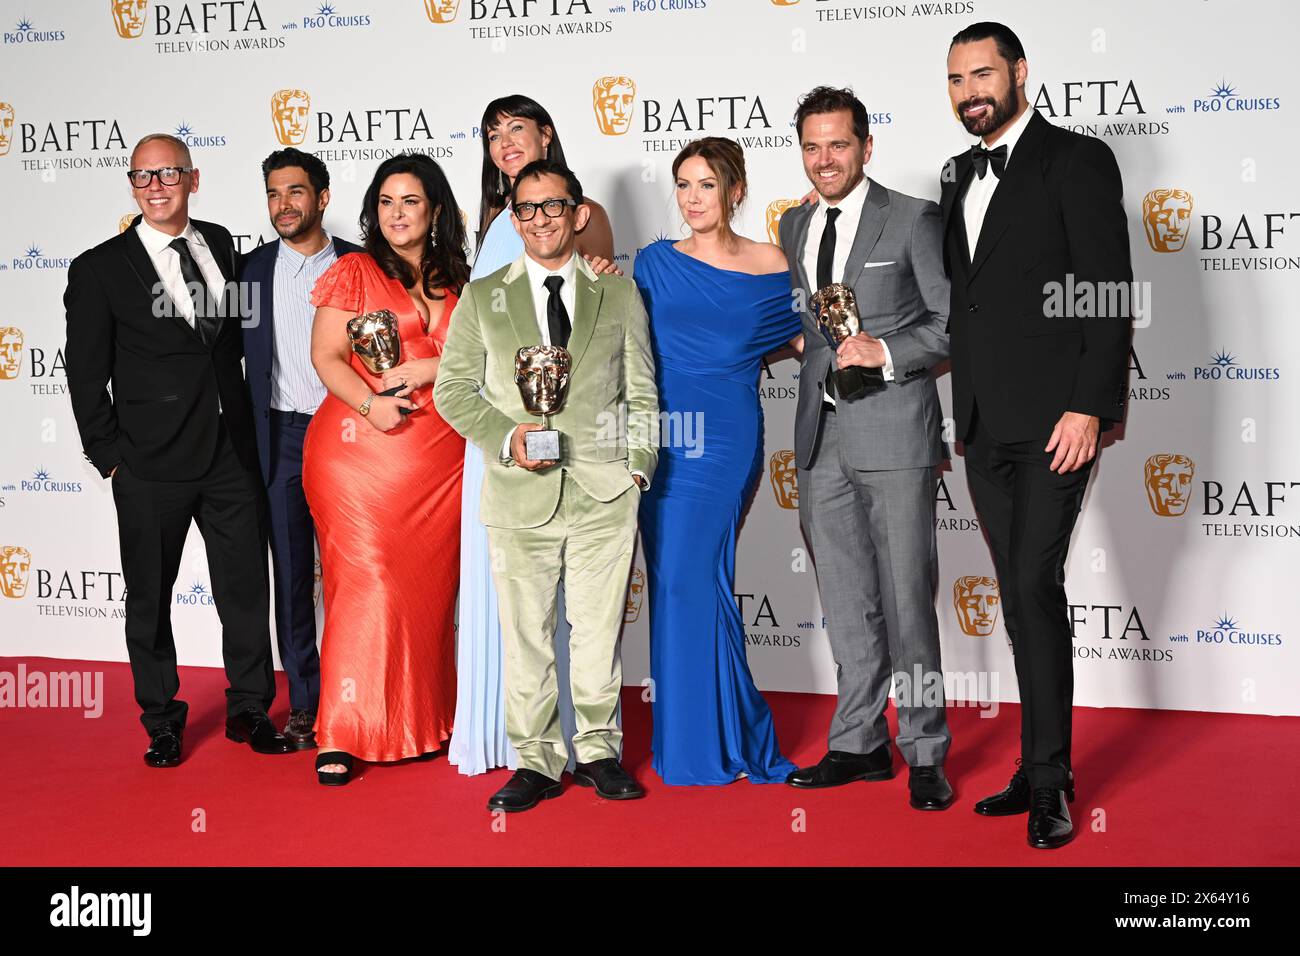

{"left": 781, "top": 87, "right": 954, "bottom": 810}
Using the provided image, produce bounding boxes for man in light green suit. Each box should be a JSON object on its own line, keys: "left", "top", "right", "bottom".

{"left": 435, "top": 160, "right": 658, "bottom": 812}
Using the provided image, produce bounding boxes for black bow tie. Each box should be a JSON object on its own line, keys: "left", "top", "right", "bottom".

{"left": 970, "top": 143, "right": 1008, "bottom": 180}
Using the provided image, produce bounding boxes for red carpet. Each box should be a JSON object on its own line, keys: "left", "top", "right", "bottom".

{"left": 3, "top": 655, "right": 1296, "bottom": 867}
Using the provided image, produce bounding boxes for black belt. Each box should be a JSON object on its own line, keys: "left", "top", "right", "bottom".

{"left": 270, "top": 409, "right": 313, "bottom": 426}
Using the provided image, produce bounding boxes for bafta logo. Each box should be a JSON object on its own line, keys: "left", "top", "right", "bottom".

{"left": 424, "top": 0, "right": 460, "bottom": 22}
{"left": 768, "top": 450, "right": 798, "bottom": 510}
{"left": 953, "top": 575, "right": 1000, "bottom": 637}
{"left": 0, "top": 102, "right": 14, "bottom": 157}
{"left": 770, "top": 0, "right": 801, "bottom": 5}
{"left": 1142, "top": 188, "right": 1193, "bottom": 253}
{"left": 1144, "top": 453, "right": 1195, "bottom": 517}
{"left": 271, "top": 89, "right": 311, "bottom": 147}
{"left": 0, "top": 327, "right": 24, "bottom": 380}
{"left": 625, "top": 568, "right": 645, "bottom": 623}
{"left": 111, "top": 0, "right": 148, "bottom": 39}
{"left": 118, "top": 213, "right": 137, "bottom": 234}
{"left": 0, "top": 546, "right": 32, "bottom": 599}
{"left": 765, "top": 199, "right": 802, "bottom": 246}
{"left": 593, "top": 76, "right": 636, "bottom": 136}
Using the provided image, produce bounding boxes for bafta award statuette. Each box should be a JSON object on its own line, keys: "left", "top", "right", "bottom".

{"left": 514, "top": 345, "right": 572, "bottom": 461}
{"left": 347, "top": 309, "right": 411, "bottom": 416}
{"left": 810, "top": 283, "right": 885, "bottom": 400}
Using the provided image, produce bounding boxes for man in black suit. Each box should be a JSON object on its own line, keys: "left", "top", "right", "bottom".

{"left": 940, "top": 23, "right": 1132, "bottom": 848}
{"left": 240, "top": 148, "right": 360, "bottom": 749}
{"left": 65, "top": 133, "right": 292, "bottom": 766}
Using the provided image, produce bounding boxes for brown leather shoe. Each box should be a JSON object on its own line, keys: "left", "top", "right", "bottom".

{"left": 283, "top": 709, "right": 317, "bottom": 751}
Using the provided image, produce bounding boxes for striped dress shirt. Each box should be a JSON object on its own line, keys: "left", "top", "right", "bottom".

{"left": 270, "top": 236, "right": 338, "bottom": 414}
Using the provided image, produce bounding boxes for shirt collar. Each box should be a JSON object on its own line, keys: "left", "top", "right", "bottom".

{"left": 136, "top": 217, "right": 201, "bottom": 255}
{"left": 820, "top": 173, "right": 871, "bottom": 219}
{"left": 277, "top": 232, "right": 335, "bottom": 272}
{"left": 523, "top": 249, "right": 579, "bottom": 291}
{"left": 976, "top": 105, "right": 1034, "bottom": 164}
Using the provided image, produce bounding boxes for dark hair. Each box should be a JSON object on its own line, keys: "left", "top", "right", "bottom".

{"left": 671, "top": 137, "right": 747, "bottom": 242}
{"left": 511, "top": 159, "right": 584, "bottom": 208}
{"left": 359, "top": 153, "right": 470, "bottom": 299}
{"left": 949, "top": 21, "right": 1026, "bottom": 66}
{"left": 261, "top": 147, "right": 330, "bottom": 194}
{"left": 477, "top": 94, "right": 569, "bottom": 240}
{"left": 793, "top": 86, "right": 870, "bottom": 144}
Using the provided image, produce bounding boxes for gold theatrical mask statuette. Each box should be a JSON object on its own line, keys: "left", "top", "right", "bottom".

{"left": 1142, "top": 188, "right": 1193, "bottom": 254}
{"left": 424, "top": 0, "right": 461, "bottom": 23}
{"left": 810, "top": 283, "right": 884, "bottom": 400}
{"left": 592, "top": 76, "right": 636, "bottom": 136}
{"left": 953, "top": 575, "right": 1001, "bottom": 637}
{"left": 1144, "top": 453, "right": 1195, "bottom": 517}
{"left": 625, "top": 568, "right": 645, "bottom": 623}
{"left": 111, "top": 0, "right": 148, "bottom": 39}
{"left": 0, "top": 327, "right": 24, "bottom": 380}
{"left": 0, "top": 545, "right": 32, "bottom": 599}
{"left": 348, "top": 310, "right": 412, "bottom": 416}
{"left": 271, "top": 89, "right": 311, "bottom": 146}
{"left": 514, "top": 345, "right": 572, "bottom": 461}
{"left": 768, "top": 449, "right": 798, "bottom": 510}
{"left": 0, "top": 102, "right": 14, "bottom": 156}
{"left": 765, "top": 199, "right": 802, "bottom": 246}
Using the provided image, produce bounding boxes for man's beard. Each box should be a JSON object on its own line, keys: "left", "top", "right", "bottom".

{"left": 275, "top": 212, "right": 317, "bottom": 240}
{"left": 958, "top": 78, "right": 1018, "bottom": 137}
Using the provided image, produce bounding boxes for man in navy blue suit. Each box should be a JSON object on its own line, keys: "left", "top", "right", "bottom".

{"left": 240, "top": 149, "right": 361, "bottom": 748}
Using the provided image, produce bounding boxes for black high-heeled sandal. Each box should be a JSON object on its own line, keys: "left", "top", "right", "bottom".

{"left": 316, "top": 751, "right": 354, "bottom": 786}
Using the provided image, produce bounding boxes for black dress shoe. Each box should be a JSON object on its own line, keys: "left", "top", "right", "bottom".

{"left": 785, "top": 744, "right": 893, "bottom": 789}
{"left": 282, "top": 709, "right": 317, "bottom": 751}
{"left": 908, "top": 766, "right": 954, "bottom": 810}
{"left": 572, "top": 758, "right": 645, "bottom": 800}
{"left": 487, "top": 769, "right": 563, "bottom": 813}
{"left": 225, "top": 710, "right": 293, "bottom": 754}
{"left": 144, "top": 721, "right": 183, "bottom": 768}
{"left": 1027, "top": 787, "right": 1074, "bottom": 849}
{"left": 973, "top": 762, "right": 1075, "bottom": 816}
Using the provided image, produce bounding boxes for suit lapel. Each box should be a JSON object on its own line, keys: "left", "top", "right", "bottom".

{"left": 968, "top": 111, "right": 1047, "bottom": 280}
{"left": 566, "top": 259, "right": 603, "bottom": 372}
{"left": 788, "top": 202, "right": 814, "bottom": 294}
{"left": 500, "top": 257, "right": 540, "bottom": 352}
{"left": 191, "top": 220, "right": 235, "bottom": 339}
{"left": 118, "top": 225, "right": 204, "bottom": 344}
{"left": 842, "top": 181, "right": 890, "bottom": 288}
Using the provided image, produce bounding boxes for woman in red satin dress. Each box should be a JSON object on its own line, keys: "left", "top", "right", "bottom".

{"left": 304, "top": 153, "right": 469, "bottom": 784}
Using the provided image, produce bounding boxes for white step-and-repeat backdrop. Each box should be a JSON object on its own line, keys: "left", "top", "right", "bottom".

{"left": 1, "top": 0, "right": 1296, "bottom": 716}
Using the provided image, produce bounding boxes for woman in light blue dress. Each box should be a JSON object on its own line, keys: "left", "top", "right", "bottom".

{"left": 448, "top": 94, "right": 617, "bottom": 776}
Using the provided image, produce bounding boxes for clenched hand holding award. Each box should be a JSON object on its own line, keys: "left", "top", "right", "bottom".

{"left": 811, "top": 283, "right": 885, "bottom": 400}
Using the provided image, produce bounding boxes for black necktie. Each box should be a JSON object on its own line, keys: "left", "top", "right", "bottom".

{"left": 543, "top": 274, "right": 570, "bottom": 348}
{"left": 816, "top": 206, "right": 841, "bottom": 291}
{"left": 169, "top": 237, "right": 219, "bottom": 347}
{"left": 970, "top": 143, "right": 1008, "bottom": 180}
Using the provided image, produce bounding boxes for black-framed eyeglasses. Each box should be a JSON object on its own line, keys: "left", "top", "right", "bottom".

{"left": 127, "top": 166, "right": 194, "bottom": 188}
{"left": 514, "top": 198, "right": 577, "bottom": 221}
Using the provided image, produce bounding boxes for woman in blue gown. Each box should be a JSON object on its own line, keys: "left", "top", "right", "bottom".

{"left": 633, "top": 137, "right": 802, "bottom": 785}
{"left": 449, "top": 94, "right": 617, "bottom": 776}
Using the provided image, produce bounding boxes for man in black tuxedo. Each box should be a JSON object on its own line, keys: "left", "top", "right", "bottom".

{"left": 65, "top": 133, "right": 292, "bottom": 766}
{"left": 939, "top": 23, "right": 1132, "bottom": 848}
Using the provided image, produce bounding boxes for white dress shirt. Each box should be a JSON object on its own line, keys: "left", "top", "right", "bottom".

{"left": 135, "top": 218, "right": 226, "bottom": 327}
{"left": 271, "top": 235, "right": 336, "bottom": 414}
{"left": 961, "top": 104, "right": 1034, "bottom": 255}
{"left": 801, "top": 175, "right": 894, "bottom": 403}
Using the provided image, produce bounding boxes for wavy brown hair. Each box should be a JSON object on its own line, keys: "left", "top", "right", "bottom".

{"left": 359, "top": 153, "right": 469, "bottom": 298}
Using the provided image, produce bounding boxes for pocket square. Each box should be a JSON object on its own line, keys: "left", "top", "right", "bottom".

{"left": 861, "top": 261, "right": 897, "bottom": 268}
